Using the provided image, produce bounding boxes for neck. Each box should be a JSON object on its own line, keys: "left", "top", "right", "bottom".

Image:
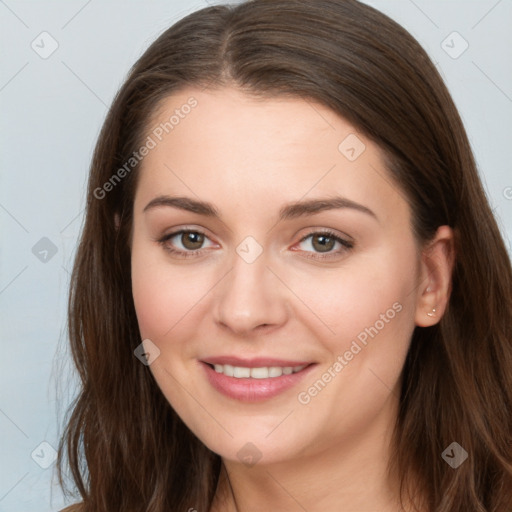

{"left": 210, "top": 392, "right": 421, "bottom": 512}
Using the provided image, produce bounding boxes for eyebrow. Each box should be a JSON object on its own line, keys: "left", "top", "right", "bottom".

{"left": 143, "top": 195, "right": 378, "bottom": 221}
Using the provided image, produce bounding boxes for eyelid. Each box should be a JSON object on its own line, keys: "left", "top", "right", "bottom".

{"left": 158, "top": 225, "right": 215, "bottom": 241}
{"left": 292, "top": 229, "right": 354, "bottom": 260}
{"left": 157, "top": 226, "right": 217, "bottom": 251}
{"left": 297, "top": 227, "right": 354, "bottom": 244}
{"left": 156, "top": 226, "right": 354, "bottom": 260}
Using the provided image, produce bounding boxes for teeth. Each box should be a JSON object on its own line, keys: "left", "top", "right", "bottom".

{"left": 251, "top": 367, "right": 269, "bottom": 379}
{"left": 211, "top": 364, "right": 307, "bottom": 378}
{"left": 233, "top": 366, "right": 251, "bottom": 378}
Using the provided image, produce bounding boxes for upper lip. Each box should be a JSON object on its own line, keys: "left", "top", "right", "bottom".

{"left": 202, "top": 356, "right": 314, "bottom": 368}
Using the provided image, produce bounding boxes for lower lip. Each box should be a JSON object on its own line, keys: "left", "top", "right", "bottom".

{"left": 200, "top": 361, "right": 316, "bottom": 402}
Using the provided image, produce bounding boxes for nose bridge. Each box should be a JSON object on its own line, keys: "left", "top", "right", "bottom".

{"left": 213, "top": 239, "right": 288, "bottom": 334}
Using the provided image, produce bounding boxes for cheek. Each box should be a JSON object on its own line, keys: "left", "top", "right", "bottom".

{"left": 289, "top": 254, "right": 416, "bottom": 351}
{"left": 130, "top": 242, "right": 216, "bottom": 342}
{"left": 131, "top": 241, "right": 181, "bottom": 340}
{"left": 333, "top": 249, "right": 418, "bottom": 379}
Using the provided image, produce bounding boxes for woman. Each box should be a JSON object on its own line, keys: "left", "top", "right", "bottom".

{"left": 57, "top": 0, "right": 512, "bottom": 510}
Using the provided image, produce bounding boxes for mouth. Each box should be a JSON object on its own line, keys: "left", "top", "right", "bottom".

{"left": 199, "top": 358, "right": 317, "bottom": 402}
{"left": 204, "top": 362, "right": 309, "bottom": 379}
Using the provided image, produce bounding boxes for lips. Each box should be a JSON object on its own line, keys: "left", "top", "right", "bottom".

{"left": 202, "top": 356, "right": 313, "bottom": 368}
{"left": 199, "top": 356, "right": 316, "bottom": 402}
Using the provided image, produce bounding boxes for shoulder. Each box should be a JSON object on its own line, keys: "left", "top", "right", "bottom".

{"left": 60, "top": 504, "right": 84, "bottom": 512}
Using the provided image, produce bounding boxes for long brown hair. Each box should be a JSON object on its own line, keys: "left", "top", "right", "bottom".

{"left": 56, "top": 0, "right": 512, "bottom": 510}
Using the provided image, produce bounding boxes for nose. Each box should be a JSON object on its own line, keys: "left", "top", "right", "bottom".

{"left": 213, "top": 249, "right": 289, "bottom": 336}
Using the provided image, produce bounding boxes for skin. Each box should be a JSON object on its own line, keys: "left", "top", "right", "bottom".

{"left": 129, "top": 86, "right": 454, "bottom": 511}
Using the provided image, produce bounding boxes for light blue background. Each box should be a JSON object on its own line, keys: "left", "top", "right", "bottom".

{"left": 0, "top": 1, "right": 511, "bottom": 510}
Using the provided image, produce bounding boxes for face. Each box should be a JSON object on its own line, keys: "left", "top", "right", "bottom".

{"left": 130, "top": 86, "right": 426, "bottom": 466}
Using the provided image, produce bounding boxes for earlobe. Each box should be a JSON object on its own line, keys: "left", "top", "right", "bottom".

{"left": 414, "top": 225, "right": 456, "bottom": 327}
{"left": 114, "top": 213, "right": 121, "bottom": 230}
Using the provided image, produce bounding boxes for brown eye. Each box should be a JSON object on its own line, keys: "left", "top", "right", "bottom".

{"left": 295, "top": 230, "right": 354, "bottom": 261}
{"left": 310, "top": 234, "right": 336, "bottom": 253}
{"left": 180, "top": 231, "right": 205, "bottom": 250}
{"left": 157, "top": 229, "right": 214, "bottom": 258}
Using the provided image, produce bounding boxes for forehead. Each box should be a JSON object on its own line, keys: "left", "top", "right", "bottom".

{"left": 145, "top": 86, "right": 358, "bottom": 164}
{"left": 134, "top": 86, "right": 408, "bottom": 227}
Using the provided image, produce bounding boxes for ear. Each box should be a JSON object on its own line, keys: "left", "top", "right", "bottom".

{"left": 114, "top": 212, "right": 121, "bottom": 230}
{"left": 414, "top": 225, "right": 456, "bottom": 327}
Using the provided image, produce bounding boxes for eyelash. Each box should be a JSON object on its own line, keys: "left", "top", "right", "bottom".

{"left": 157, "top": 228, "right": 354, "bottom": 261}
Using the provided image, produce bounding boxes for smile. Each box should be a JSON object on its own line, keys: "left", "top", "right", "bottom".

{"left": 200, "top": 360, "right": 316, "bottom": 402}
{"left": 211, "top": 364, "right": 307, "bottom": 378}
